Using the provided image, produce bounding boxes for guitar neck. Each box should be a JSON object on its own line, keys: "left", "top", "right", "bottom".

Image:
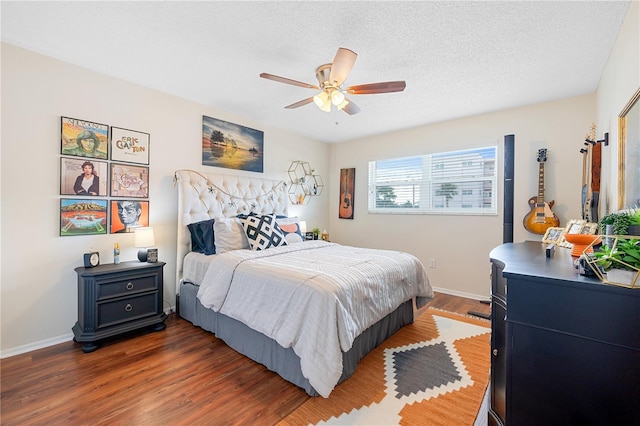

{"left": 537, "top": 162, "right": 545, "bottom": 203}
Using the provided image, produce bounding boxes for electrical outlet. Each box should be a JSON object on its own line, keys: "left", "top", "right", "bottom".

{"left": 429, "top": 258, "right": 436, "bottom": 268}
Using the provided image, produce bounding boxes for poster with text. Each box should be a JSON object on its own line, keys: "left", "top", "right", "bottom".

{"left": 111, "top": 127, "right": 150, "bottom": 164}
{"left": 61, "top": 116, "right": 108, "bottom": 159}
{"left": 60, "top": 199, "right": 108, "bottom": 236}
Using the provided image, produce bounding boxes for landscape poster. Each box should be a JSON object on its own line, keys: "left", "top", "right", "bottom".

{"left": 202, "top": 115, "right": 263, "bottom": 173}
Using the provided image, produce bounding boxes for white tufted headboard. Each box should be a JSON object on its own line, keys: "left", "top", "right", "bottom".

{"left": 174, "top": 169, "right": 289, "bottom": 293}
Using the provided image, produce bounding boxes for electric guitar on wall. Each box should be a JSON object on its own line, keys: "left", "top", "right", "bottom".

{"left": 339, "top": 169, "right": 353, "bottom": 219}
{"left": 523, "top": 148, "right": 560, "bottom": 234}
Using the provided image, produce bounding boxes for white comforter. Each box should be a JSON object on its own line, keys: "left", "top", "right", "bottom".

{"left": 196, "top": 240, "right": 432, "bottom": 397}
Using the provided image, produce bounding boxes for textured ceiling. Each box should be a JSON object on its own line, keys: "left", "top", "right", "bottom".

{"left": 1, "top": 1, "right": 631, "bottom": 143}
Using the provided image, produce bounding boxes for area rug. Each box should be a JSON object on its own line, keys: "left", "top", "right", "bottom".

{"left": 278, "top": 308, "right": 491, "bottom": 426}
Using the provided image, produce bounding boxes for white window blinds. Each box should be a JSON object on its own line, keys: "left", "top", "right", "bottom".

{"left": 368, "top": 146, "right": 497, "bottom": 215}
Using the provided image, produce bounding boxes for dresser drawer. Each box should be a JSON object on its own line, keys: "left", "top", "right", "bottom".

{"left": 97, "top": 275, "right": 158, "bottom": 300}
{"left": 97, "top": 292, "right": 159, "bottom": 328}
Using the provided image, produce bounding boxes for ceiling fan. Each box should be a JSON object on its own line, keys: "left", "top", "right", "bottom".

{"left": 260, "top": 47, "right": 406, "bottom": 115}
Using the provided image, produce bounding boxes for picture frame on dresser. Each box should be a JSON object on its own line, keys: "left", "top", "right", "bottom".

{"left": 542, "top": 226, "right": 564, "bottom": 244}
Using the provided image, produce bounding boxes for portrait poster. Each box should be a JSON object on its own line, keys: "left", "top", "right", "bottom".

{"left": 202, "top": 115, "right": 264, "bottom": 173}
{"left": 60, "top": 116, "right": 109, "bottom": 159}
{"left": 60, "top": 157, "right": 108, "bottom": 196}
{"left": 110, "top": 200, "right": 149, "bottom": 233}
{"left": 338, "top": 168, "right": 355, "bottom": 219}
{"left": 60, "top": 199, "right": 108, "bottom": 236}
{"left": 110, "top": 127, "right": 150, "bottom": 165}
{"left": 110, "top": 163, "right": 149, "bottom": 198}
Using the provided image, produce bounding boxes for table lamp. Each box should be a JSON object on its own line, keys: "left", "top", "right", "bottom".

{"left": 134, "top": 227, "right": 155, "bottom": 262}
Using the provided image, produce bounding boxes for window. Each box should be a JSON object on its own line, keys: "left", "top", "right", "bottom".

{"left": 368, "top": 146, "right": 497, "bottom": 215}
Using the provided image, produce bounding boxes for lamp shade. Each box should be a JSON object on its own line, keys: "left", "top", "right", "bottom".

{"left": 134, "top": 227, "right": 155, "bottom": 248}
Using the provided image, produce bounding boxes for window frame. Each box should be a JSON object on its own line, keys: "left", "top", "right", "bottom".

{"left": 368, "top": 146, "right": 498, "bottom": 216}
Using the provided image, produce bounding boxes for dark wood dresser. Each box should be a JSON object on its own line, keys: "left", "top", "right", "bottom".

{"left": 489, "top": 241, "right": 640, "bottom": 426}
{"left": 72, "top": 261, "right": 167, "bottom": 352}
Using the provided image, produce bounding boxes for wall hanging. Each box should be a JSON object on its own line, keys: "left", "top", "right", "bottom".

{"left": 202, "top": 115, "right": 264, "bottom": 173}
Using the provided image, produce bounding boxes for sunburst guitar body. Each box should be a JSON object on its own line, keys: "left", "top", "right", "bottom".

{"left": 523, "top": 148, "right": 560, "bottom": 234}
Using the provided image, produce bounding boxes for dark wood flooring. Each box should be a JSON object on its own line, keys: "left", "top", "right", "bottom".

{"left": 0, "top": 292, "right": 490, "bottom": 425}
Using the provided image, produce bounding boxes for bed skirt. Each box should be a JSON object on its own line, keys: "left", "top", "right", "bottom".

{"left": 178, "top": 281, "right": 415, "bottom": 396}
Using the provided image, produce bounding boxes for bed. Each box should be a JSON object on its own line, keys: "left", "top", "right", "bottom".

{"left": 174, "top": 169, "right": 433, "bottom": 397}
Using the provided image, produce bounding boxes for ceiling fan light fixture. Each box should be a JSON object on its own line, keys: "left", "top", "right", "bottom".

{"left": 313, "top": 91, "right": 329, "bottom": 108}
{"left": 330, "top": 89, "right": 345, "bottom": 106}
{"left": 336, "top": 99, "right": 349, "bottom": 111}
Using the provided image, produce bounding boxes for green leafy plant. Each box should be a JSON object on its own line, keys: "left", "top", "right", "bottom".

{"left": 312, "top": 227, "right": 320, "bottom": 238}
{"left": 592, "top": 238, "right": 640, "bottom": 271}
{"left": 599, "top": 211, "right": 633, "bottom": 235}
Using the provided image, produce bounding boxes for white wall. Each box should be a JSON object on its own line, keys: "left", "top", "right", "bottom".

{"left": 0, "top": 43, "right": 330, "bottom": 356}
{"left": 329, "top": 95, "right": 595, "bottom": 297}
{"left": 1, "top": 1, "right": 637, "bottom": 356}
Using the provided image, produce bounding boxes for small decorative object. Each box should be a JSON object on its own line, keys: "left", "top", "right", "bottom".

{"left": 585, "top": 236, "right": 640, "bottom": 288}
{"left": 288, "top": 160, "right": 323, "bottom": 204}
{"left": 61, "top": 116, "right": 108, "bottom": 159}
{"left": 110, "top": 163, "right": 149, "bottom": 198}
{"left": 83, "top": 251, "right": 100, "bottom": 268}
{"left": 114, "top": 243, "right": 120, "bottom": 264}
{"left": 305, "top": 232, "right": 314, "bottom": 241}
{"left": 110, "top": 127, "right": 150, "bottom": 165}
{"left": 60, "top": 199, "right": 108, "bottom": 236}
{"left": 134, "top": 227, "right": 156, "bottom": 262}
{"left": 562, "top": 233, "right": 601, "bottom": 257}
{"left": 202, "top": 115, "right": 263, "bottom": 172}
{"left": 312, "top": 227, "right": 320, "bottom": 240}
{"left": 146, "top": 248, "right": 158, "bottom": 263}
{"left": 321, "top": 229, "right": 329, "bottom": 241}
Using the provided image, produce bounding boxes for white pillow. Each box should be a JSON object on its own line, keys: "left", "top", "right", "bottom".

{"left": 214, "top": 217, "right": 249, "bottom": 253}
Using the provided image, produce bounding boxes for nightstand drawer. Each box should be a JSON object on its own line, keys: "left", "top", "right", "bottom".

{"left": 97, "top": 293, "right": 159, "bottom": 328}
{"left": 98, "top": 275, "right": 158, "bottom": 300}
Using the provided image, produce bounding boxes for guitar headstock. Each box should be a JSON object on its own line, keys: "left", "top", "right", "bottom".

{"left": 537, "top": 148, "right": 548, "bottom": 163}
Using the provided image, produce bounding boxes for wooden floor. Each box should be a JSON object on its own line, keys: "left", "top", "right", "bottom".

{"left": 0, "top": 293, "right": 490, "bottom": 426}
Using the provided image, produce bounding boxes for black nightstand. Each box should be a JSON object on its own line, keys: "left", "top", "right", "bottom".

{"left": 72, "top": 261, "right": 167, "bottom": 353}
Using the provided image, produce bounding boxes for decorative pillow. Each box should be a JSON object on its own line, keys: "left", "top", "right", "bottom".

{"left": 240, "top": 214, "right": 288, "bottom": 251}
{"left": 276, "top": 217, "right": 304, "bottom": 244}
{"left": 187, "top": 218, "right": 216, "bottom": 255}
{"left": 214, "top": 217, "right": 249, "bottom": 253}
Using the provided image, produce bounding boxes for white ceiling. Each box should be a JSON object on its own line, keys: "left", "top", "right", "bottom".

{"left": 1, "top": 1, "right": 631, "bottom": 143}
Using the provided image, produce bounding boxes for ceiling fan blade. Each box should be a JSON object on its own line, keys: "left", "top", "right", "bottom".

{"left": 341, "top": 99, "right": 361, "bottom": 115}
{"left": 260, "top": 73, "right": 319, "bottom": 90}
{"left": 284, "top": 97, "right": 315, "bottom": 109}
{"left": 329, "top": 48, "right": 357, "bottom": 86}
{"left": 345, "top": 81, "right": 406, "bottom": 95}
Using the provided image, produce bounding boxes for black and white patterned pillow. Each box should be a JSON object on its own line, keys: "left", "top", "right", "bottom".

{"left": 240, "top": 214, "right": 288, "bottom": 250}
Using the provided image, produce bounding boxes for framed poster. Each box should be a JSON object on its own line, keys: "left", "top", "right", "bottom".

{"left": 338, "top": 168, "right": 355, "bottom": 219}
{"left": 110, "top": 127, "right": 150, "bottom": 164}
{"left": 202, "top": 115, "right": 264, "bottom": 173}
{"left": 60, "top": 199, "right": 108, "bottom": 236}
{"left": 60, "top": 116, "right": 108, "bottom": 159}
{"left": 110, "top": 163, "right": 149, "bottom": 198}
{"left": 110, "top": 200, "right": 149, "bottom": 233}
{"left": 60, "top": 157, "right": 108, "bottom": 196}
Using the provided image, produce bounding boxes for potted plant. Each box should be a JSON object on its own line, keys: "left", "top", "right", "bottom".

{"left": 312, "top": 227, "right": 320, "bottom": 240}
{"left": 599, "top": 211, "right": 633, "bottom": 235}
{"left": 589, "top": 237, "right": 640, "bottom": 287}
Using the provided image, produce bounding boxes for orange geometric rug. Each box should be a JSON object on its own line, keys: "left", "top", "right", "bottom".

{"left": 278, "top": 308, "right": 491, "bottom": 426}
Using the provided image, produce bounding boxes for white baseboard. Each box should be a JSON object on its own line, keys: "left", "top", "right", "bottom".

{"left": 1, "top": 333, "right": 74, "bottom": 359}
{"left": 1, "top": 306, "right": 176, "bottom": 359}
{"left": 431, "top": 286, "right": 490, "bottom": 302}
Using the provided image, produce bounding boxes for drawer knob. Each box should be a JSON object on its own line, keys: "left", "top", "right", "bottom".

{"left": 493, "top": 349, "right": 498, "bottom": 356}
{"left": 126, "top": 282, "right": 134, "bottom": 290}
{"left": 125, "top": 303, "right": 133, "bottom": 312}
